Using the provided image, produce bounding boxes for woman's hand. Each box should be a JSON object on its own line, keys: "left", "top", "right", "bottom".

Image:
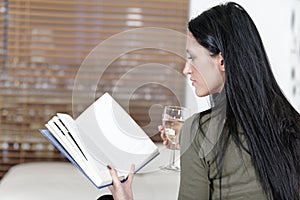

{"left": 158, "top": 125, "right": 180, "bottom": 150}
{"left": 107, "top": 165, "right": 135, "bottom": 200}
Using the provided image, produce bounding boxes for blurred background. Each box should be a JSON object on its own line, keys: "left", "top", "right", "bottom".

{"left": 0, "top": 0, "right": 299, "bottom": 180}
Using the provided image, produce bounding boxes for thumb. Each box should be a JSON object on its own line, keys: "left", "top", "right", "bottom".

{"left": 126, "top": 164, "right": 135, "bottom": 184}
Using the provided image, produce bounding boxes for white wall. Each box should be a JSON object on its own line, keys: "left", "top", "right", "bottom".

{"left": 185, "top": 0, "right": 300, "bottom": 113}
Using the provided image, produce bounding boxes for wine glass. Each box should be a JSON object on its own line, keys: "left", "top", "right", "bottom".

{"left": 161, "top": 106, "right": 190, "bottom": 171}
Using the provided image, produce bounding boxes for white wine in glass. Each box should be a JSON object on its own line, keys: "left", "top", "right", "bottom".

{"left": 163, "top": 120, "right": 184, "bottom": 145}
{"left": 162, "top": 106, "right": 190, "bottom": 171}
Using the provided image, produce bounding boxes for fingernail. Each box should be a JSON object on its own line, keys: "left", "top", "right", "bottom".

{"left": 107, "top": 165, "right": 111, "bottom": 170}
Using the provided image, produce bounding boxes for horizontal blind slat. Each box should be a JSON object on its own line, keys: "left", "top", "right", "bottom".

{"left": 9, "top": 4, "right": 186, "bottom": 17}
{"left": 8, "top": 11, "right": 186, "bottom": 24}
{"left": 9, "top": 0, "right": 187, "bottom": 10}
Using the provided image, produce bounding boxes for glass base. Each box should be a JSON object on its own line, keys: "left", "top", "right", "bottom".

{"left": 160, "top": 164, "right": 180, "bottom": 172}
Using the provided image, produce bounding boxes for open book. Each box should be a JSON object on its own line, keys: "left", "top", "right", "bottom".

{"left": 40, "top": 92, "right": 159, "bottom": 189}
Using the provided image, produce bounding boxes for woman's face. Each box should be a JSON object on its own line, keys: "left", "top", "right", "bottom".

{"left": 183, "top": 32, "right": 225, "bottom": 97}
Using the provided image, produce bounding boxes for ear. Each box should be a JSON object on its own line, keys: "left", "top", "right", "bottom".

{"left": 218, "top": 52, "right": 225, "bottom": 72}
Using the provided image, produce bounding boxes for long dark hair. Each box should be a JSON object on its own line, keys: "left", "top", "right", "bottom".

{"left": 188, "top": 2, "right": 300, "bottom": 200}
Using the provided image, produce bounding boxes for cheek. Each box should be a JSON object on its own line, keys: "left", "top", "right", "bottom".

{"left": 194, "top": 61, "right": 224, "bottom": 93}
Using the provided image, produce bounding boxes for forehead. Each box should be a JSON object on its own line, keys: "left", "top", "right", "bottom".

{"left": 187, "top": 31, "right": 198, "bottom": 43}
{"left": 186, "top": 31, "right": 207, "bottom": 54}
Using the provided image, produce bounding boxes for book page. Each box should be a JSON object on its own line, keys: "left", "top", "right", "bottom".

{"left": 40, "top": 128, "right": 107, "bottom": 187}
{"left": 46, "top": 117, "right": 104, "bottom": 185}
{"left": 75, "top": 93, "right": 159, "bottom": 173}
{"left": 46, "top": 117, "right": 82, "bottom": 162}
{"left": 56, "top": 113, "right": 116, "bottom": 175}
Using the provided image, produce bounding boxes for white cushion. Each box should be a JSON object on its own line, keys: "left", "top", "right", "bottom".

{"left": 0, "top": 145, "right": 180, "bottom": 200}
{"left": 0, "top": 162, "right": 106, "bottom": 200}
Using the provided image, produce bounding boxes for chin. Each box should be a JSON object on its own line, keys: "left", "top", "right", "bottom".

{"left": 195, "top": 89, "right": 209, "bottom": 97}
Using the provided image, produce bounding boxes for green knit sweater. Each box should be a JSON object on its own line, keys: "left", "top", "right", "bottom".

{"left": 178, "top": 110, "right": 267, "bottom": 200}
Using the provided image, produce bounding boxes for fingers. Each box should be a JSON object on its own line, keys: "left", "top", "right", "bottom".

{"left": 108, "top": 184, "right": 114, "bottom": 193}
{"left": 158, "top": 125, "right": 167, "bottom": 140}
{"left": 107, "top": 165, "right": 121, "bottom": 187}
{"left": 158, "top": 125, "right": 164, "bottom": 131}
{"left": 158, "top": 125, "right": 180, "bottom": 150}
{"left": 126, "top": 164, "right": 135, "bottom": 184}
{"left": 107, "top": 165, "right": 135, "bottom": 186}
{"left": 158, "top": 125, "right": 169, "bottom": 146}
{"left": 107, "top": 165, "right": 134, "bottom": 200}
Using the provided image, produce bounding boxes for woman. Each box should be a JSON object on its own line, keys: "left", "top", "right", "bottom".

{"left": 105, "top": 2, "right": 300, "bottom": 200}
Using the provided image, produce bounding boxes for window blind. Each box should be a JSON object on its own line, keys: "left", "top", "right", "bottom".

{"left": 0, "top": 0, "right": 189, "bottom": 179}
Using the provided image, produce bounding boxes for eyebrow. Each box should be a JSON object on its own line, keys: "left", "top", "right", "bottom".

{"left": 186, "top": 49, "right": 194, "bottom": 56}
{"left": 186, "top": 49, "right": 192, "bottom": 55}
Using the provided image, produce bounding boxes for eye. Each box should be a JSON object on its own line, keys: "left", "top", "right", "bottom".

{"left": 187, "top": 55, "right": 195, "bottom": 61}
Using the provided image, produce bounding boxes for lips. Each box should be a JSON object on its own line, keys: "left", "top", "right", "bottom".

{"left": 190, "top": 78, "right": 196, "bottom": 86}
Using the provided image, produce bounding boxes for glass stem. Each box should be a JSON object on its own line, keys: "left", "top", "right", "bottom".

{"left": 170, "top": 149, "right": 175, "bottom": 166}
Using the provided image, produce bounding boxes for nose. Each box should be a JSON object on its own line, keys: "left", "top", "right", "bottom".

{"left": 183, "top": 61, "right": 192, "bottom": 75}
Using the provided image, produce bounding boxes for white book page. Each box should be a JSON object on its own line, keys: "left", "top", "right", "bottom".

{"left": 56, "top": 114, "right": 90, "bottom": 161}
{"left": 46, "top": 118, "right": 81, "bottom": 161}
{"left": 56, "top": 113, "right": 116, "bottom": 185}
{"left": 46, "top": 117, "right": 103, "bottom": 186}
{"left": 75, "top": 93, "right": 158, "bottom": 172}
